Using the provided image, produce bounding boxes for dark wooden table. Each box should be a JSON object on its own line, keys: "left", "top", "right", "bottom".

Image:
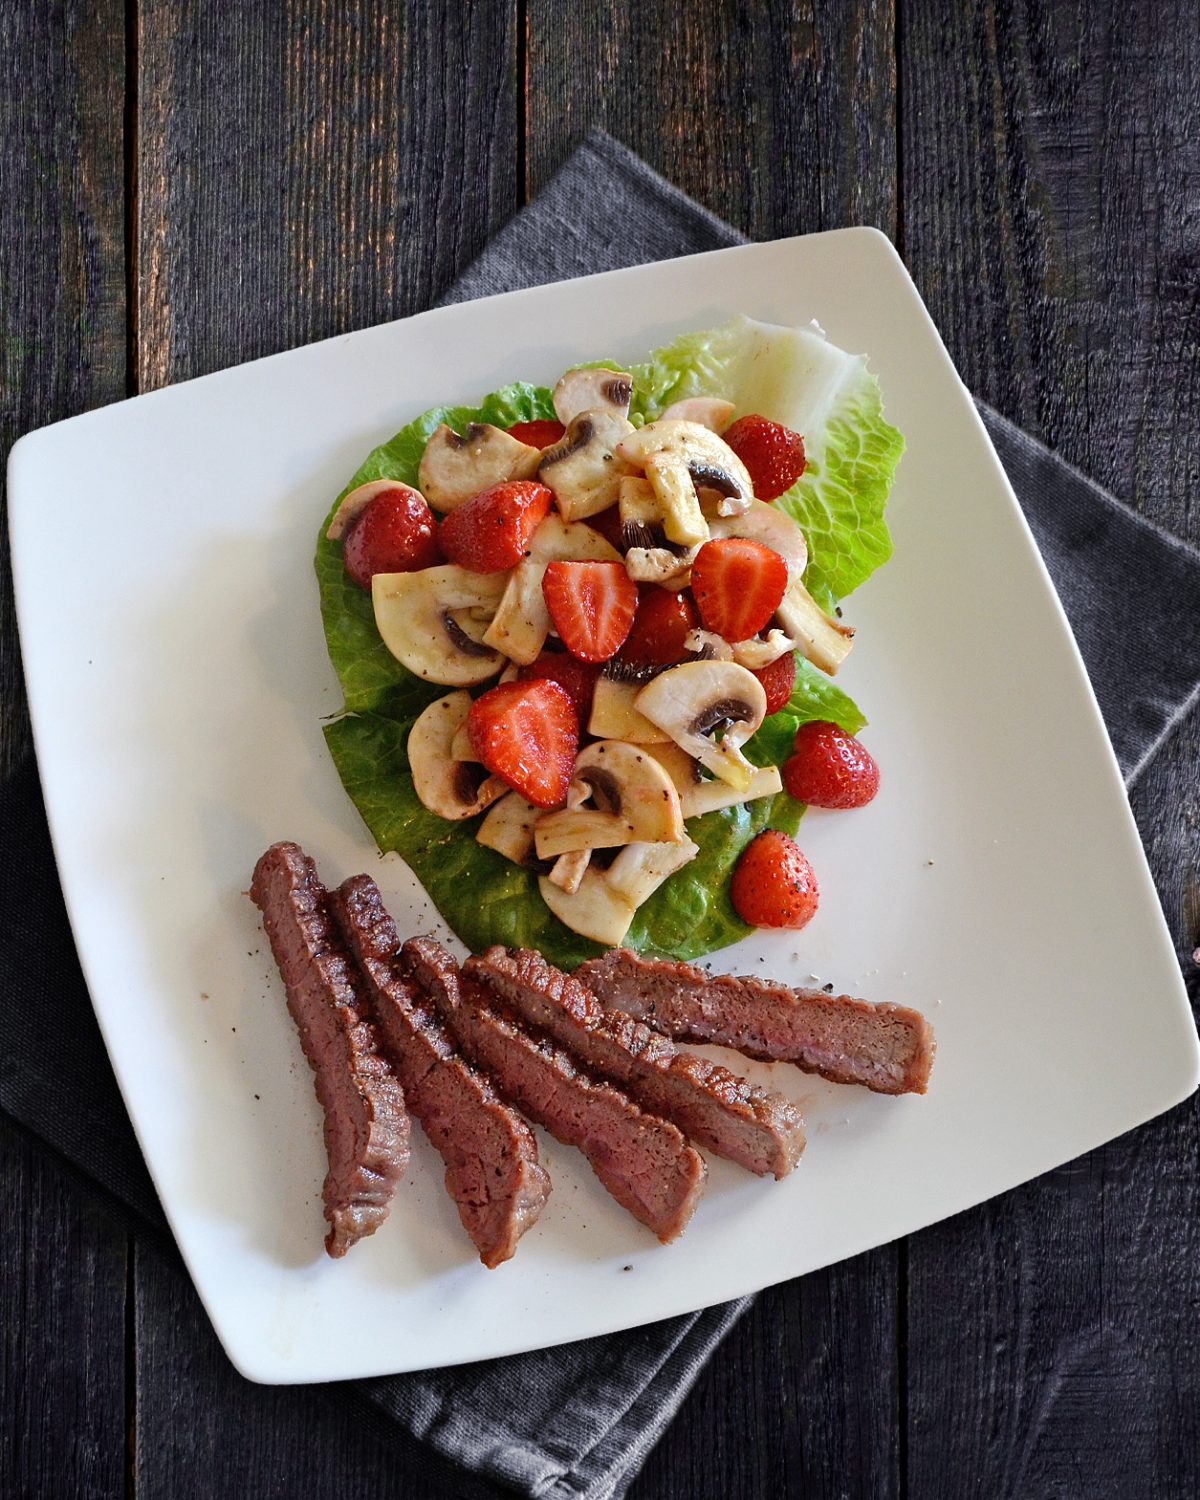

{"left": 3, "top": 3, "right": 1199, "bottom": 1496}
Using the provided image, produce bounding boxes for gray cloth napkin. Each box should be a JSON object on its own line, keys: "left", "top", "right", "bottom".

{"left": 3, "top": 129, "right": 1200, "bottom": 1500}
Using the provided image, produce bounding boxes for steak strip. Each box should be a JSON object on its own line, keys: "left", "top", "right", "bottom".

{"left": 468, "top": 948, "right": 806, "bottom": 1180}
{"left": 329, "top": 877, "right": 550, "bottom": 1268}
{"left": 576, "top": 949, "right": 936, "bottom": 1095}
{"left": 403, "top": 938, "right": 706, "bottom": 1243}
{"left": 250, "top": 842, "right": 409, "bottom": 1257}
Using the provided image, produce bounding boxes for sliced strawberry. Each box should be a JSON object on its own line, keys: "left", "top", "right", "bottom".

{"left": 782, "top": 721, "right": 880, "bottom": 808}
{"left": 585, "top": 504, "right": 627, "bottom": 553}
{"left": 342, "top": 486, "right": 443, "bottom": 588}
{"left": 466, "top": 679, "right": 578, "bottom": 809}
{"left": 689, "top": 538, "right": 788, "bottom": 641}
{"left": 541, "top": 560, "right": 638, "bottom": 663}
{"left": 507, "top": 419, "right": 566, "bottom": 448}
{"left": 618, "top": 586, "right": 699, "bottom": 666}
{"left": 723, "top": 414, "right": 807, "bottom": 501}
{"left": 751, "top": 651, "right": 796, "bottom": 716}
{"left": 517, "top": 650, "right": 600, "bottom": 727}
{"left": 731, "top": 830, "right": 819, "bottom": 930}
{"left": 439, "top": 480, "right": 553, "bottom": 573}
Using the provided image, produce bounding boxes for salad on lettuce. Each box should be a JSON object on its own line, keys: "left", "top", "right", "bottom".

{"left": 315, "top": 317, "right": 903, "bottom": 968}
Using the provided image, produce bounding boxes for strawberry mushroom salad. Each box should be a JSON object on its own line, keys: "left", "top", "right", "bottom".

{"left": 315, "top": 317, "right": 903, "bottom": 966}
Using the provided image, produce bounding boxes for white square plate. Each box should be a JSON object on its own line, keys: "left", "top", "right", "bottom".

{"left": 10, "top": 230, "right": 1198, "bottom": 1384}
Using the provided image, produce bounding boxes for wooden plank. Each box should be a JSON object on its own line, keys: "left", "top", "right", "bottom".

{"left": 0, "top": 1122, "right": 128, "bottom": 1500}
{"left": 525, "top": 7, "right": 903, "bottom": 1498}
{"left": 135, "top": 0, "right": 519, "bottom": 392}
{"left": 131, "top": 4, "right": 519, "bottom": 1492}
{"left": 526, "top": 0, "right": 898, "bottom": 239}
{"left": 900, "top": 3, "right": 1200, "bottom": 1494}
{"left": 0, "top": 4, "right": 129, "bottom": 1497}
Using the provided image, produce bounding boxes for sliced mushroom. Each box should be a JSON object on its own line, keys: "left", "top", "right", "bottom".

{"left": 775, "top": 576, "right": 855, "bottom": 675}
{"left": 418, "top": 423, "right": 541, "bottom": 512}
{"left": 707, "top": 497, "right": 808, "bottom": 575}
{"left": 624, "top": 543, "right": 699, "bottom": 588}
{"left": 731, "top": 631, "right": 796, "bottom": 670}
{"left": 476, "top": 790, "right": 542, "bottom": 866}
{"left": 644, "top": 740, "right": 782, "bottom": 817}
{"left": 588, "top": 675, "right": 671, "bottom": 744}
{"left": 537, "top": 410, "right": 636, "bottom": 522}
{"left": 326, "top": 478, "right": 420, "bottom": 540}
{"left": 372, "top": 565, "right": 508, "bottom": 684}
{"left": 552, "top": 367, "right": 633, "bottom": 425}
{"left": 617, "top": 419, "right": 753, "bottom": 519}
{"left": 659, "top": 397, "right": 736, "bottom": 433}
{"left": 534, "top": 740, "right": 683, "bottom": 857}
{"left": 539, "top": 869, "right": 635, "bottom": 947}
{"left": 449, "top": 721, "right": 478, "bottom": 761}
{"left": 634, "top": 660, "right": 767, "bottom": 792}
{"left": 483, "top": 514, "right": 620, "bottom": 664}
{"left": 643, "top": 453, "right": 709, "bottom": 547}
{"left": 546, "top": 848, "right": 591, "bottom": 894}
{"left": 606, "top": 836, "right": 700, "bottom": 908}
{"left": 409, "top": 692, "right": 508, "bottom": 819}
{"left": 682, "top": 628, "right": 734, "bottom": 661}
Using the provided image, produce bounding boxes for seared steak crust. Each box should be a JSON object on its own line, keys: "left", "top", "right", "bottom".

{"left": 330, "top": 878, "right": 550, "bottom": 1268}
{"left": 470, "top": 948, "right": 806, "bottom": 1180}
{"left": 250, "top": 842, "right": 409, "bottom": 1257}
{"left": 577, "top": 949, "right": 935, "bottom": 1095}
{"left": 403, "top": 938, "right": 706, "bottom": 1243}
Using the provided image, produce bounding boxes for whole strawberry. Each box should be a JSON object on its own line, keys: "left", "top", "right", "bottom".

{"left": 782, "top": 721, "right": 880, "bottom": 808}
{"left": 723, "top": 414, "right": 806, "bottom": 501}
{"left": 731, "top": 830, "right": 819, "bottom": 929}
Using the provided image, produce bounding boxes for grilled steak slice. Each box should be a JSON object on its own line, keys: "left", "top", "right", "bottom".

{"left": 576, "top": 949, "right": 935, "bottom": 1095}
{"left": 250, "top": 842, "right": 409, "bottom": 1257}
{"left": 329, "top": 878, "right": 550, "bottom": 1268}
{"left": 469, "top": 948, "right": 806, "bottom": 1180}
{"left": 403, "top": 938, "right": 706, "bottom": 1243}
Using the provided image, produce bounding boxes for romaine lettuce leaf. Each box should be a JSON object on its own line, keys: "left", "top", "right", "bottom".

{"left": 316, "top": 324, "right": 895, "bottom": 966}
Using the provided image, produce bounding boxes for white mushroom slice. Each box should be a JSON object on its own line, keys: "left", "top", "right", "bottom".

{"left": 775, "top": 576, "right": 855, "bottom": 675}
{"left": 605, "top": 836, "right": 700, "bottom": 909}
{"left": 682, "top": 628, "right": 734, "bottom": 661}
{"left": 552, "top": 368, "right": 633, "bottom": 425}
{"left": 418, "top": 423, "right": 541, "bottom": 512}
{"left": 372, "top": 566, "right": 508, "bottom": 685}
{"left": 537, "top": 410, "right": 636, "bottom": 522}
{"left": 482, "top": 514, "right": 621, "bottom": 665}
{"left": 476, "top": 791, "right": 541, "bottom": 866}
{"left": 408, "top": 692, "right": 508, "bottom": 819}
{"left": 534, "top": 740, "right": 684, "bottom": 857}
{"left": 641, "top": 742, "right": 702, "bottom": 795}
{"left": 618, "top": 474, "right": 659, "bottom": 530}
{"left": 449, "top": 721, "right": 478, "bottom": 761}
{"left": 547, "top": 849, "right": 592, "bottom": 894}
{"left": 658, "top": 397, "right": 736, "bottom": 433}
{"left": 707, "top": 497, "right": 808, "bottom": 575}
{"left": 678, "top": 764, "right": 782, "bottom": 819}
{"left": 325, "top": 479, "right": 418, "bottom": 540}
{"left": 644, "top": 453, "right": 709, "bottom": 547}
{"left": 635, "top": 660, "right": 767, "bottom": 793}
{"left": 617, "top": 420, "right": 753, "bottom": 519}
{"left": 731, "top": 630, "right": 797, "bottom": 670}
{"left": 539, "top": 869, "right": 635, "bottom": 947}
{"left": 588, "top": 675, "right": 671, "bottom": 744}
{"left": 624, "top": 544, "right": 698, "bottom": 588}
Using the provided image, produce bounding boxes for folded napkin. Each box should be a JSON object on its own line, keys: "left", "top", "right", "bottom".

{"left": 3, "top": 130, "right": 1200, "bottom": 1500}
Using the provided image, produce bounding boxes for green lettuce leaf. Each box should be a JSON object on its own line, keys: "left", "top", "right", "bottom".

{"left": 316, "top": 324, "right": 894, "bottom": 965}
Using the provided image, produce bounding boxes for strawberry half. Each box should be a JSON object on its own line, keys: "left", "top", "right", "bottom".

{"left": 751, "top": 650, "right": 796, "bottom": 716}
{"left": 690, "top": 538, "right": 788, "bottom": 641}
{"left": 517, "top": 650, "right": 600, "bottom": 727}
{"left": 507, "top": 419, "right": 566, "bottom": 448}
{"left": 723, "top": 414, "right": 806, "bottom": 501}
{"left": 439, "top": 480, "right": 553, "bottom": 573}
{"left": 466, "top": 679, "right": 578, "bottom": 809}
{"left": 618, "top": 586, "right": 699, "bottom": 666}
{"left": 541, "top": 560, "right": 638, "bottom": 663}
{"left": 731, "top": 830, "right": 819, "bottom": 930}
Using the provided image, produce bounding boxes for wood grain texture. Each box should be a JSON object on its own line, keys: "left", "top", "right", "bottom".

{"left": 135, "top": 0, "right": 519, "bottom": 391}
{"left": 0, "top": 1122, "right": 127, "bottom": 1500}
{"left": 526, "top": 0, "right": 898, "bottom": 238}
{"left": 901, "top": 3, "right": 1200, "bottom": 1495}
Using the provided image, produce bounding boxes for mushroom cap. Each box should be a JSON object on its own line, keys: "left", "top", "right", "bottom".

{"left": 658, "top": 397, "right": 736, "bottom": 433}
{"left": 418, "top": 422, "right": 541, "bottom": 512}
{"left": 537, "top": 409, "right": 637, "bottom": 522}
{"left": 409, "top": 692, "right": 508, "bottom": 819}
{"left": 634, "top": 659, "right": 767, "bottom": 791}
{"left": 534, "top": 738, "right": 683, "bottom": 856}
{"left": 372, "top": 564, "right": 508, "bottom": 684}
{"left": 616, "top": 420, "right": 753, "bottom": 504}
{"left": 538, "top": 868, "right": 635, "bottom": 946}
{"left": 552, "top": 367, "right": 633, "bottom": 425}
